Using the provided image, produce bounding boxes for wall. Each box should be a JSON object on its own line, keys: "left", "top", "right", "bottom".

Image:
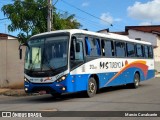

{"left": 0, "top": 39, "right": 7, "bottom": 87}
{"left": 128, "top": 29, "right": 157, "bottom": 46}
{"left": 154, "top": 36, "right": 160, "bottom": 72}
{"left": 0, "top": 38, "right": 25, "bottom": 88}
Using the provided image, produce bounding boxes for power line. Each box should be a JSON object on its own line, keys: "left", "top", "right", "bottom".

{"left": 61, "top": 0, "right": 113, "bottom": 27}
{"left": 53, "top": 0, "right": 59, "bottom": 5}
{"left": 0, "top": 18, "right": 8, "bottom": 20}
{"left": 1, "top": 0, "right": 109, "bottom": 31}
{"left": 56, "top": 8, "right": 106, "bottom": 30}
{"left": 0, "top": 20, "right": 8, "bottom": 24}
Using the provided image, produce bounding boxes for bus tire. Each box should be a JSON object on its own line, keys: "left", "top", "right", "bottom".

{"left": 86, "top": 77, "right": 97, "bottom": 97}
{"left": 132, "top": 73, "right": 140, "bottom": 88}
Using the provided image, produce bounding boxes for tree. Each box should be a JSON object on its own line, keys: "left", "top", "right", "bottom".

{"left": 1, "top": 0, "right": 81, "bottom": 43}
{"left": 53, "top": 12, "right": 81, "bottom": 30}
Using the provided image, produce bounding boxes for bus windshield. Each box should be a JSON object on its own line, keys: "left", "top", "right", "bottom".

{"left": 25, "top": 36, "right": 69, "bottom": 72}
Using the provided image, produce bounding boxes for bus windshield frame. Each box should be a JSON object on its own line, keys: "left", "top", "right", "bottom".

{"left": 24, "top": 34, "right": 69, "bottom": 76}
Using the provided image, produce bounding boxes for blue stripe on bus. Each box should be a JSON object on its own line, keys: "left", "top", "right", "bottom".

{"left": 25, "top": 69, "right": 154, "bottom": 94}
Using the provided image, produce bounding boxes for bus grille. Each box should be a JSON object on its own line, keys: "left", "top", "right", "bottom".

{"left": 32, "top": 86, "right": 55, "bottom": 93}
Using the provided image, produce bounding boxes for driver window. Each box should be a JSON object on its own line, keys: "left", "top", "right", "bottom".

{"left": 75, "top": 41, "right": 84, "bottom": 60}
{"left": 70, "top": 38, "right": 84, "bottom": 69}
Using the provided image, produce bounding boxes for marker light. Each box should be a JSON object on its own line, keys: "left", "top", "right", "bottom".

{"left": 62, "top": 87, "right": 66, "bottom": 91}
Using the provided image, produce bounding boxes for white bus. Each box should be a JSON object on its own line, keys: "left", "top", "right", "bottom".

{"left": 19, "top": 29, "right": 155, "bottom": 97}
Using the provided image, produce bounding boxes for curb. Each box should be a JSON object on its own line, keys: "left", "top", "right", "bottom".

{"left": 0, "top": 88, "right": 40, "bottom": 97}
{"left": 0, "top": 89, "right": 10, "bottom": 93}
{"left": 0, "top": 89, "right": 26, "bottom": 96}
{"left": 0, "top": 89, "right": 36, "bottom": 96}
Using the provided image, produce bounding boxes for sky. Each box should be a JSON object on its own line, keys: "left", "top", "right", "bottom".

{"left": 0, "top": 0, "right": 160, "bottom": 36}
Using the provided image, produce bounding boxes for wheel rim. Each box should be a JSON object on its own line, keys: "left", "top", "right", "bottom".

{"left": 135, "top": 75, "right": 139, "bottom": 87}
{"left": 89, "top": 81, "right": 96, "bottom": 93}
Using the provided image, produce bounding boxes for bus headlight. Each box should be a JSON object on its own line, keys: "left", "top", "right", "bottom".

{"left": 25, "top": 88, "right": 28, "bottom": 91}
{"left": 56, "top": 75, "right": 66, "bottom": 82}
{"left": 24, "top": 77, "right": 30, "bottom": 83}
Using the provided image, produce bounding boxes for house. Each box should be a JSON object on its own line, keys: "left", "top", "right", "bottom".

{"left": 98, "top": 25, "right": 160, "bottom": 72}
{"left": 0, "top": 33, "right": 25, "bottom": 88}
{"left": 97, "top": 28, "right": 109, "bottom": 34}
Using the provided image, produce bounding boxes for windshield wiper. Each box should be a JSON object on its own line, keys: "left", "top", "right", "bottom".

{"left": 43, "top": 57, "right": 55, "bottom": 71}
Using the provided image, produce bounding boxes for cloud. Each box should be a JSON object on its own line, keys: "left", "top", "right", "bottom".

{"left": 139, "top": 22, "right": 152, "bottom": 26}
{"left": 82, "top": 2, "right": 89, "bottom": 7}
{"left": 114, "top": 18, "right": 122, "bottom": 22}
{"left": 127, "top": 0, "right": 160, "bottom": 22}
{"left": 100, "top": 13, "right": 113, "bottom": 25}
{"left": 100, "top": 13, "right": 122, "bottom": 25}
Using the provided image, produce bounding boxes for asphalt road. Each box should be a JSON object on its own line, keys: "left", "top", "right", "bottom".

{"left": 0, "top": 77, "right": 160, "bottom": 119}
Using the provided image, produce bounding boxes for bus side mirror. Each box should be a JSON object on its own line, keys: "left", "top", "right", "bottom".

{"left": 19, "top": 48, "right": 22, "bottom": 59}
{"left": 76, "top": 43, "right": 80, "bottom": 52}
{"left": 19, "top": 43, "right": 26, "bottom": 60}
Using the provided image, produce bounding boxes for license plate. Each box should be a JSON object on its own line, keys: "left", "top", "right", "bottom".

{"left": 39, "top": 91, "right": 46, "bottom": 94}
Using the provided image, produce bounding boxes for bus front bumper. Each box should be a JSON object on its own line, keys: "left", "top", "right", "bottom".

{"left": 24, "top": 82, "right": 67, "bottom": 94}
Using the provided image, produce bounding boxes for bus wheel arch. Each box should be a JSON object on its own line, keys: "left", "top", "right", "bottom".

{"left": 86, "top": 74, "right": 99, "bottom": 97}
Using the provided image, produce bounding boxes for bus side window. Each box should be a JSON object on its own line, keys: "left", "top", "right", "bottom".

{"left": 101, "top": 40, "right": 114, "bottom": 57}
{"left": 115, "top": 41, "right": 125, "bottom": 57}
{"left": 71, "top": 39, "right": 84, "bottom": 61}
{"left": 85, "top": 37, "right": 101, "bottom": 56}
{"left": 101, "top": 40, "right": 105, "bottom": 56}
{"left": 126, "top": 43, "right": 135, "bottom": 57}
{"left": 96, "top": 39, "right": 101, "bottom": 56}
{"left": 70, "top": 40, "right": 75, "bottom": 60}
{"left": 70, "top": 38, "right": 84, "bottom": 69}
{"left": 136, "top": 44, "right": 143, "bottom": 57}
{"left": 144, "top": 46, "right": 149, "bottom": 58}
{"left": 75, "top": 41, "right": 84, "bottom": 60}
{"left": 85, "top": 37, "right": 91, "bottom": 55}
{"left": 148, "top": 46, "right": 153, "bottom": 58}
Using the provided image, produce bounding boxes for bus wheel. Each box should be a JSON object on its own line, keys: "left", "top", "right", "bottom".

{"left": 132, "top": 73, "right": 140, "bottom": 88}
{"left": 87, "top": 77, "right": 97, "bottom": 97}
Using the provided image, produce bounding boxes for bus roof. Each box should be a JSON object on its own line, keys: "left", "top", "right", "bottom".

{"left": 32, "top": 29, "right": 151, "bottom": 45}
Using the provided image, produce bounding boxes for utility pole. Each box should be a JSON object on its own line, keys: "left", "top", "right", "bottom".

{"left": 47, "top": 0, "right": 52, "bottom": 32}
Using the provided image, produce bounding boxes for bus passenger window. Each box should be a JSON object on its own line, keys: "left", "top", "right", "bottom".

{"left": 85, "top": 37, "right": 91, "bottom": 55}
{"left": 144, "top": 46, "right": 149, "bottom": 58}
{"left": 127, "top": 43, "right": 135, "bottom": 57}
{"left": 101, "top": 40, "right": 105, "bottom": 56}
{"left": 148, "top": 46, "right": 153, "bottom": 58}
{"left": 136, "top": 44, "right": 143, "bottom": 57}
{"left": 85, "top": 37, "right": 101, "bottom": 56}
{"left": 115, "top": 42, "right": 125, "bottom": 57}
{"left": 104, "top": 40, "right": 114, "bottom": 57}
